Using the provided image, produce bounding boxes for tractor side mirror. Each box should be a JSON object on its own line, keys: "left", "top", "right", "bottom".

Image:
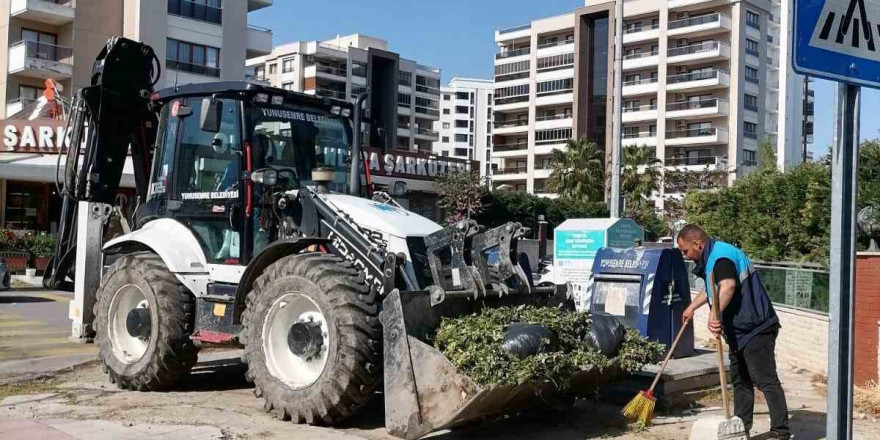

{"left": 251, "top": 168, "right": 278, "bottom": 186}
{"left": 200, "top": 98, "right": 223, "bottom": 133}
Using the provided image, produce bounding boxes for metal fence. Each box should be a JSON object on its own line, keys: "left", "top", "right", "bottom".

{"left": 685, "top": 261, "right": 829, "bottom": 314}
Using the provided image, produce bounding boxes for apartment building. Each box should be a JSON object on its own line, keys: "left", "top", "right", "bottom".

{"left": 433, "top": 77, "right": 496, "bottom": 178}
{"left": 0, "top": 0, "right": 273, "bottom": 232}
{"left": 492, "top": 0, "right": 811, "bottom": 199}
{"left": 246, "top": 33, "right": 442, "bottom": 154}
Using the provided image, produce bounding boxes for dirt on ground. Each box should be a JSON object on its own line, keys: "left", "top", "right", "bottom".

{"left": 0, "top": 349, "right": 875, "bottom": 440}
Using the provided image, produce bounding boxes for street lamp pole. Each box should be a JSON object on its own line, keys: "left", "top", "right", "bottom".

{"left": 609, "top": 0, "right": 624, "bottom": 218}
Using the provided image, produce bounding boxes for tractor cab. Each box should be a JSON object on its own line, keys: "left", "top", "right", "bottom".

{"left": 141, "top": 82, "right": 355, "bottom": 265}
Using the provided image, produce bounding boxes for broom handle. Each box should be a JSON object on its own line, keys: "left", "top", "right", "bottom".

{"left": 712, "top": 289, "right": 732, "bottom": 420}
{"left": 648, "top": 319, "right": 690, "bottom": 392}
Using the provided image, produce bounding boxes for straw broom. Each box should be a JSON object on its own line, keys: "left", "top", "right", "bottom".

{"left": 622, "top": 319, "right": 691, "bottom": 425}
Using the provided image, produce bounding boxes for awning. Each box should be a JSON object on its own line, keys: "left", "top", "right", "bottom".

{"left": 0, "top": 152, "right": 136, "bottom": 188}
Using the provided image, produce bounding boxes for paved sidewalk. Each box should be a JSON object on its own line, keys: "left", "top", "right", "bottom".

{"left": 0, "top": 419, "right": 224, "bottom": 440}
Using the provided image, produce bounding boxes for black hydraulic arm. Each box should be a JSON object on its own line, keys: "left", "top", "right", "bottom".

{"left": 44, "top": 37, "right": 161, "bottom": 290}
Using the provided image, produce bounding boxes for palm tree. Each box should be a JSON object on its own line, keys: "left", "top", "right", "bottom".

{"left": 621, "top": 145, "right": 662, "bottom": 210}
{"left": 546, "top": 138, "right": 606, "bottom": 202}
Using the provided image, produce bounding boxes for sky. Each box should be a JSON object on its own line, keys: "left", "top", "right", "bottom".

{"left": 249, "top": 0, "right": 880, "bottom": 158}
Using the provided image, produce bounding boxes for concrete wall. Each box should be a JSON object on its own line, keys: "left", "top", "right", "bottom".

{"left": 219, "top": 0, "right": 246, "bottom": 81}
{"left": 71, "top": 0, "right": 122, "bottom": 90}
{"left": 690, "top": 291, "right": 830, "bottom": 375}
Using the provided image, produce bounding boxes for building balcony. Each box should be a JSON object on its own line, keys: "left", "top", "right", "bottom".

{"left": 493, "top": 142, "right": 530, "bottom": 158}
{"left": 622, "top": 132, "right": 658, "bottom": 147}
{"left": 623, "top": 23, "right": 660, "bottom": 44}
{"left": 667, "top": 41, "right": 729, "bottom": 64}
{"left": 248, "top": 0, "right": 273, "bottom": 12}
{"left": 493, "top": 119, "right": 529, "bottom": 135}
{"left": 415, "top": 106, "right": 440, "bottom": 119}
{"left": 533, "top": 168, "right": 552, "bottom": 179}
{"left": 622, "top": 77, "right": 659, "bottom": 96}
{"left": 536, "top": 91, "right": 573, "bottom": 107}
{"left": 166, "top": 59, "right": 220, "bottom": 77}
{"left": 6, "top": 98, "right": 36, "bottom": 117}
{"left": 665, "top": 127, "right": 729, "bottom": 146}
{"left": 414, "top": 127, "right": 439, "bottom": 141}
{"left": 496, "top": 23, "right": 532, "bottom": 41}
{"left": 493, "top": 167, "right": 529, "bottom": 180}
{"left": 10, "top": 0, "right": 73, "bottom": 25}
{"left": 246, "top": 24, "right": 272, "bottom": 58}
{"left": 8, "top": 40, "right": 72, "bottom": 80}
{"left": 494, "top": 95, "right": 530, "bottom": 112}
{"left": 306, "top": 63, "right": 347, "bottom": 82}
{"left": 495, "top": 47, "right": 530, "bottom": 61}
{"left": 622, "top": 104, "right": 658, "bottom": 123}
{"left": 667, "top": 13, "right": 731, "bottom": 38}
{"left": 168, "top": 0, "right": 221, "bottom": 25}
{"left": 312, "top": 88, "right": 347, "bottom": 101}
{"left": 622, "top": 50, "right": 659, "bottom": 70}
{"left": 535, "top": 141, "right": 567, "bottom": 155}
{"left": 664, "top": 155, "right": 726, "bottom": 171}
{"left": 534, "top": 114, "right": 572, "bottom": 130}
{"left": 668, "top": 0, "right": 731, "bottom": 10}
{"left": 536, "top": 39, "right": 575, "bottom": 56}
{"left": 666, "top": 69, "right": 729, "bottom": 91}
{"left": 396, "top": 126, "right": 411, "bottom": 138}
{"left": 665, "top": 98, "right": 728, "bottom": 119}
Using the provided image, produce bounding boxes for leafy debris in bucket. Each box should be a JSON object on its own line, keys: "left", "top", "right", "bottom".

{"left": 434, "top": 306, "right": 664, "bottom": 388}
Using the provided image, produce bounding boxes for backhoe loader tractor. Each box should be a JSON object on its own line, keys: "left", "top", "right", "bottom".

{"left": 47, "top": 37, "right": 590, "bottom": 439}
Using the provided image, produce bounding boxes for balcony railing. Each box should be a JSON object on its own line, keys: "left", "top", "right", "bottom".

{"left": 623, "top": 131, "right": 657, "bottom": 139}
{"left": 13, "top": 40, "right": 72, "bottom": 62}
{"left": 495, "top": 167, "right": 529, "bottom": 175}
{"left": 624, "top": 103, "right": 658, "bottom": 112}
{"left": 315, "top": 88, "right": 347, "bottom": 100}
{"left": 415, "top": 106, "right": 440, "bottom": 117}
{"left": 168, "top": 0, "right": 222, "bottom": 25}
{"left": 745, "top": 75, "right": 760, "bottom": 84}
{"left": 316, "top": 64, "right": 346, "bottom": 76}
{"left": 415, "top": 84, "right": 441, "bottom": 95}
{"left": 667, "top": 69, "right": 721, "bottom": 84}
{"left": 744, "top": 130, "right": 758, "bottom": 139}
{"left": 494, "top": 95, "right": 529, "bottom": 105}
{"left": 499, "top": 23, "right": 531, "bottom": 34}
{"left": 625, "top": 23, "right": 660, "bottom": 34}
{"left": 666, "top": 127, "right": 720, "bottom": 139}
{"left": 496, "top": 47, "right": 530, "bottom": 59}
{"left": 668, "top": 13, "right": 720, "bottom": 29}
{"left": 415, "top": 127, "right": 439, "bottom": 137}
{"left": 536, "top": 138, "right": 568, "bottom": 146}
{"left": 666, "top": 98, "right": 723, "bottom": 111}
{"left": 668, "top": 41, "right": 720, "bottom": 57}
{"left": 537, "top": 39, "right": 574, "bottom": 49}
{"left": 166, "top": 59, "right": 220, "bottom": 77}
{"left": 623, "top": 49, "right": 659, "bottom": 60}
{"left": 746, "top": 47, "right": 760, "bottom": 56}
{"left": 352, "top": 65, "right": 367, "bottom": 77}
{"left": 493, "top": 142, "right": 529, "bottom": 152}
{"left": 665, "top": 155, "right": 723, "bottom": 166}
{"left": 494, "top": 119, "right": 529, "bottom": 128}
{"left": 623, "top": 77, "right": 659, "bottom": 86}
{"left": 536, "top": 87, "right": 573, "bottom": 97}
{"left": 745, "top": 102, "right": 759, "bottom": 111}
{"left": 535, "top": 114, "right": 571, "bottom": 121}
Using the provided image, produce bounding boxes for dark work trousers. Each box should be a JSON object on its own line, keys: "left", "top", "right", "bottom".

{"left": 729, "top": 326, "right": 790, "bottom": 437}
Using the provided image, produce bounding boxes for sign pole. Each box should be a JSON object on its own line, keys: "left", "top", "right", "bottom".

{"left": 609, "top": 0, "right": 623, "bottom": 219}
{"left": 827, "top": 82, "right": 859, "bottom": 440}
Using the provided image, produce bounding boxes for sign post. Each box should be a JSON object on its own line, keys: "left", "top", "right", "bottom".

{"left": 793, "top": 0, "right": 873, "bottom": 438}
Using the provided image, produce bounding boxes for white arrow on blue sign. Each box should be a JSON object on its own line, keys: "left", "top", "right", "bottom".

{"left": 795, "top": 0, "right": 880, "bottom": 87}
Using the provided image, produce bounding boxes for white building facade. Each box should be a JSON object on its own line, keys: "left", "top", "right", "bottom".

{"left": 433, "top": 77, "right": 496, "bottom": 178}
{"left": 492, "top": 0, "right": 812, "bottom": 199}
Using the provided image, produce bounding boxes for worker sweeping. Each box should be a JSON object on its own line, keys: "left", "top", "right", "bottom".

{"left": 678, "top": 225, "right": 791, "bottom": 439}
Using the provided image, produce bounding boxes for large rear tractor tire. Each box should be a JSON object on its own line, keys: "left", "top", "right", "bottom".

{"left": 243, "top": 253, "right": 381, "bottom": 424}
{"left": 94, "top": 252, "right": 199, "bottom": 390}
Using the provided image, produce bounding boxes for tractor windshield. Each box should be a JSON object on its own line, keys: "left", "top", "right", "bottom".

{"left": 249, "top": 103, "right": 351, "bottom": 191}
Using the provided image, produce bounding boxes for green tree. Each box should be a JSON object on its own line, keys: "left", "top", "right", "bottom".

{"left": 621, "top": 146, "right": 661, "bottom": 208}
{"left": 757, "top": 136, "right": 778, "bottom": 173}
{"left": 546, "top": 138, "right": 606, "bottom": 202}
{"left": 859, "top": 139, "right": 880, "bottom": 208}
{"left": 437, "top": 171, "right": 486, "bottom": 226}
{"left": 476, "top": 191, "right": 607, "bottom": 236}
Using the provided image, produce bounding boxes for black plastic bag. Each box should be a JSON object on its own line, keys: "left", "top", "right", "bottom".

{"left": 586, "top": 313, "right": 625, "bottom": 357}
{"left": 501, "top": 323, "right": 559, "bottom": 359}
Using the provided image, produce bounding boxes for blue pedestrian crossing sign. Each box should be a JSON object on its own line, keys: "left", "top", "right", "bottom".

{"left": 795, "top": 0, "right": 880, "bottom": 87}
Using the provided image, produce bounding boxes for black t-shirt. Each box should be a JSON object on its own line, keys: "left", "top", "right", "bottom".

{"left": 712, "top": 258, "right": 738, "bottom": 284}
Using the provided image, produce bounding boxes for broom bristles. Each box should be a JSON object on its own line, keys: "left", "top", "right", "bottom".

{"left": 622, "top": 390, "right": 657, "bottom": 425}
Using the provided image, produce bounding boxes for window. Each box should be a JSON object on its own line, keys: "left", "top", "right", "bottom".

{"left": 168, "top": 0, "right": 222, "bottom": 25}
{"left": 744, "top": 93, "right": 758, "bottom": 111}
{"left": 443, "top": 109, "right": 450, "bottom": 115}
{"left": 166, "top": 38, "right": 220, "bottom": 77}
{"left": 442, "top": 122, "right": 450, "bottom": 129}
{"left": 455, "top": 148, "right": 468, "bottom": 157}
{"left": 443, "top": 94, "right": 451, "bottom": 101}
{"left": 454, "top": 134, "right": 468, "bottom": 142}
{"left": 495, "top": 60, "right": 530, "bottom": 80}
{"left": 537, "top": 78, "right": 573, "bottom": 95}
{"left": 397, "top": 93, "right": 411, "bottom": 106}
{"left": 17, "top": 84, "right": 39, "bottom": 103}
{"left": 416, "top": 75, "right": 440, "bottom": 94}
{"left": 745, "top": 39, "right": 759, "bottom": 56}
{"left": 282, "top": 58, "right": 294, "bottom": 73}
{"left": 624, "top": 100, "right": 640, "bottom": 112}
{"left": 623, "top": 126, "right": 640, "bottom": 138}
{"left": 535, "top": 128, "right": 572, "bottom": 144}
{"left": 536, "top": 53, "right": 574, "bottom": 71}
{"left": 441, "top": 151, "right": 449, "bottom": 157}
{"left": 625, "top": 21, "right": 641, "bottom": 32}
{"left": 455, "top": 92, "right": 469, "bottom": 100}
{"left": 282, "top": 82, "right": 294, "bottom": 90}
{"left": 745, "top": 66, "right": 759, "bottom": 84}
{"left": 744, "top": 121, "right": 758, "bottom": 139}
{"left": 399, "top": 71, "right": 412, "bottom": 87}
{"left": 442, "top": 136, "right": 450, "bottom": 143}
{"left": 21, "top": 29, "right": 59, "bottom": 60}
{"left": 415, "top": 97, "right": 440, "bottom": 116}
{"left": 269, "top": 64, "right": 277, "bottom": 74}
{"left": 455, "top": 106, "right": 468, "bottom": 114}
{"left": 743, "top": 149, "right": 757, "bottom": 165}
{"left": 746, "top": 10, "right": 760, "bottom": 29}
{"left": 649, "top": 124, "right": 657, "bottom": 137}
{"left": 455, "top": 120, "right": 468, "bottom": 128}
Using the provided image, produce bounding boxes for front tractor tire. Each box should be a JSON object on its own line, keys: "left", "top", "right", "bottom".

{"left": 94, "top": 252, "right": 199, "bottom": 390}
{"left": 243, "top": 253, "right": 381, "bottom": 424}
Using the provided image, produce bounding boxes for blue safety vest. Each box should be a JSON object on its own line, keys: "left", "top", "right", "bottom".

{"left": 697, "top": 239, "right": 779, "bottom": 352}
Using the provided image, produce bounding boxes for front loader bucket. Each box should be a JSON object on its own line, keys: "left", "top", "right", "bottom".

{"left": 380, "top": 290, "right": 618, "bottom": 439}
